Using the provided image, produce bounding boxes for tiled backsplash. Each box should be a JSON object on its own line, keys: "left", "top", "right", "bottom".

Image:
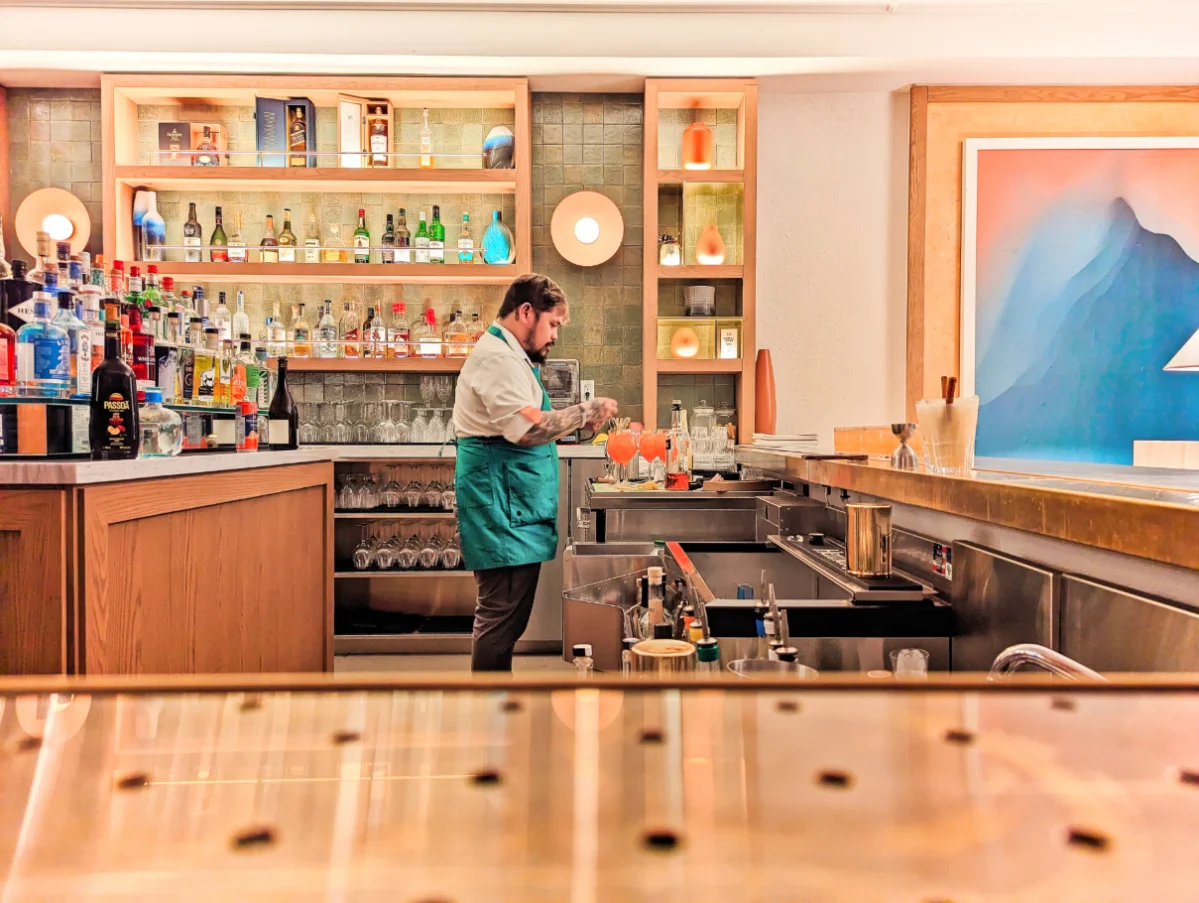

{"left": 5, "top": 88, "right": 103, "bottom": 258}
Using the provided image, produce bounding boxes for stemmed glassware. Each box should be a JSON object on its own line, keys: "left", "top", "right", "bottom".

{"left": 428, "top": 409, "right": 446, "bottom": 445}
{"left": 410, "top": 408, "right": 430, "bottom": 444}
{"left": 440, "top": 534, "right": 462, "bottom": 569}
{"left": 436, "top": 375, "right": 454, "bottom": 406}
{"left": 419, "top": 533, "right": 443, "bottom": 569}
{"left": 334, "top": 403, "right": 352, "bottom": 444}
{"left": 403, "top": 478, "right": 424, "bottom": 508}
{"left": 381, "top": 468, "right": 403, "bottom": 508}
{"left": 397, "top": 535, "right": 421, "bottom": 570}
{"left": 419, "top": 375, "right": 437, "bottom": 407}
{"left": 352, "top": 526, "right": 376, "bottom": 570}
{"left": 441, "top": 478, "right": 457, "bottom": 511}
{"left": 606, "top": 429, "right": 638, "bottom": 489}
{"left": 351, "top": 402, "right": 370, "bottom": 444}
{"left": 423, "top": 478, "right": 444, "bottom": 509}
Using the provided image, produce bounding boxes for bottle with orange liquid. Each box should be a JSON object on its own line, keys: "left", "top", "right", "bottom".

{"left": 606, "top": 429, "right": 638, "bottom": 488}
{"left": 665, "top": 400, "right": 691, "bottom": 491}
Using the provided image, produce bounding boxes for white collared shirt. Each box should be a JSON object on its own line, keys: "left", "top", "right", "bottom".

{"left": 453, "top": 322, "right": 543, "bottom": 443}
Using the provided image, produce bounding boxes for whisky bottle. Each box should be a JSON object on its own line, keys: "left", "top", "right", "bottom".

{"left": 381, "top": 214, "right": 396, "bottom": 263}
{"left": 444, "top": 309, "right": 470, "bottom": 358}
{"left": 415, "top": 308, "right": 442, "bottom": 358}
{"left": 324, "top": 223, "right": 346, "bottom": 264}
{"left": 353, "top": 208, "right": 371, "bottom": 264}
{"left": 388, "top": 302, "right": 410, "bottom": 358}
{"left": 414, "top": 212, "right": 430, "bottom": 264}
{"left": 395, "top": 208, "right": 411, "bottom": 263}
{"left": 367, "top": 104, "right": 390, "bottom": 168}
{"left": 429, "top": 205, "right": 445, "bottom": 264}
{"left": 458, "top": 212, "right": 474, "bottom": 264}
{"left": 227, "top": 212, "right": 247, "bottom": 263}
{"left": 278, "top": 208, "right": 298, "bottom": 263}
{"left": 260, "top": 214, "right": 280, "bottom": 264}
{"left": 89, "top": 321, "right": 139, "bottom": 459}
{"left": 419, "top": 107, "right": 434, "bottom": 169}
{"left": 303, "top": 213, "right": 321, "bottom": 264}
{"left": 288, "top": 107, "right": 308, "bottom": 168}
{"left": 210, "top": 206, "right": 228, "bottom": 263}
{"left": 183, "top": 202, "right": 203, "bottom": 263}
{"left": 194, "top": 126, "right": 220, "bottom": 167}
{"left": 292, "top": 303, "right": 312, "bottom": 358}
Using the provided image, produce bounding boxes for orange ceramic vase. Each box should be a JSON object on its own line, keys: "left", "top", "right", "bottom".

{"left": 755, "top": 349, "right": 777, "bottom": 435}
{"left": 681, "top": 120, "right": 713, "bottom": 170}
{"left": 695, "top": 225, "right": 726, "bottom": 265}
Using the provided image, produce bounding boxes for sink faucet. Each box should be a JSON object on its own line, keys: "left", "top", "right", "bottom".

{"left": 767, "top": 582, "right": 789, "bottom": 648}
{"left": 988, "top": 644, "right": 1104, "bottom": 682}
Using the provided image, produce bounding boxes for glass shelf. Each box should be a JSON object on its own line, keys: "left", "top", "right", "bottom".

{"left": 0, "top": 394, "right": 239, "bottom": 416}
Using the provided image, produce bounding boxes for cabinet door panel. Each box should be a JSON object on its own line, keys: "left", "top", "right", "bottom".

{"left": 0, "top": 490, "right": 68, "bottom": 674}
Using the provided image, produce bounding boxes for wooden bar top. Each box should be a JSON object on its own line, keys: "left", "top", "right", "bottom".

{"left": 738, "top": 448, "right": 1199, "bottom": 571}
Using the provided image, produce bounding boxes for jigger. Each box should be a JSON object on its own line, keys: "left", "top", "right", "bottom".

{"left": 890, "top": 422, "right": 919, "bottom": 471}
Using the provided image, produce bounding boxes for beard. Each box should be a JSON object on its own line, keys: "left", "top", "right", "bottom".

{"left": 526, "top": 342, "right": 554, "bottom": 364}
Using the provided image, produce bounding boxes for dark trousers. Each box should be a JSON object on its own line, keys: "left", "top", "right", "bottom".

{"left": 471, "top": 563, "right": 543, "bottom": 672}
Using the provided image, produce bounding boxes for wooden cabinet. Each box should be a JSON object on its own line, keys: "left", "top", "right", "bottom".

{"left": 1, "top": 461, "right": 334, "bottom": 676}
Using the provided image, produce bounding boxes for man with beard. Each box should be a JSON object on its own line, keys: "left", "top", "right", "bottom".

{"left": 453, "top": 274, "right": 618, "bottom": 671}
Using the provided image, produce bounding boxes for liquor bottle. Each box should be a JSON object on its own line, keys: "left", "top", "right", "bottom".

{"left": 68, "top": 256, "right": 84, "bottom": 291}
{"left": 414, "top": 212, "right": 430, "bottom": 264}
{"left": 469, "top": 311, "right": 484, "bottom": 344}
{"left": 444, "top": 309, "right": 470, "bottom": 358}
{"left": 316, "top": 299, "right": 339, "bottom": 358}
{"left": 395, "top": 208, "right": 412, "bottom": 263}
{"left": 186, "top": 316, "right": 203, "bottom": 352}
{"left": 292, "top": 303, "right": 312, "bottom": 357}
{"left": 666, "top": 400, "right": 692, "bottom": 491}
{"left": 215, "top": 339, "right": 234, "bottom": 406}
{"left": 5, "top": 259, "right": 37, "bottom": 332}
{"left": 193, "top": 327, "right": 220, "bottom": 404}
{"left": 16, "top": 289, "right": 70, "bottom": 396}
{"left": 160, "top": 276, "right": 178, "bottom": 314}
{"left": 178, "top": 287, "right": 198, "bottom": 324}
{"left": 141, "top": 265, "right": 163, "bottom": 311}
{"left": 366, "top": 306, "right": 386, "bottom": 359}
{"left": 339, "top": 302, "right": 361, "bottom": 358}
{"left": 353, "top": 208, "right": 371, "bottom": 264}
{"left": 128, "top": 303, "right": 156, "bottom": 384}
{"left": 143, "top": 193, "right": 166, "bottom": 262}
{"left": 458, "top": 213, "right": 474, "bottom": 264}
{"left": 367, "top": 104, "right": 390, "bottom": 167}
{"left": 193, "top": 126, "right": 220, "bottom": 167}
{"left": 260, "top": 214, "right": 280, "bottom": 264}
{"left": 52, "top": 290, "right": 92, "bottom": 396}
{"left": 0, "top": 278, "right": 15, "bottom": 393}
{"left": 213, "top": 291, "right": 232, "bottom": 341}
{"left": 388, "top": 301, "right": 410, "bottom": 358}
{"left": 121, "top": 265, "right": 142, "bottom": 314}
{"left": 415, "top": 308, "right": 442, "bottom": 358}
{"left": 380, "top": 214, "right": 396, "bottom": 263}
{"left": 324, "top": 223, "right": 346, "bottom": 263}
{"left": 429, "top": 205, "right": 445, "bottom": 264}
{"left": 268, "top": 302, "right": 287, "bottom": 357}
{"left": 419, "top": 107, "right": 434, "bottom": 169}
{"left": 183, "top": 202, "right": 203, "bottom": 262}
{"left": 28, "top": 231, "right": 52, "bottom": 286}
{"left": 210, "top": 206, "right": 228, "bottom": 262}
{"left": 89, "top": 321, "right": 139, "bottom": 460}
{"left": 482, "top": 210, "right": 515, "bottom": 264}
{"left": 303, "top": 213, "right": 321, "bottom": 263}
{"left": 269, "top": 356, "right": 299, "bottom": 449}
{"left": 288, "top": 107, "right": 307, "bottom": 168}
{"left": 227, "top": 212, "right": 247, "bottom": 263}
{"left": 194, "top": 286, "right": 209, "bottom": 329}
{"left": 232, "top": 289, "right": 251, "bottom": 339}
{"left": 237, "top": 334, "right": 258, "bottom": 405}
{"left": 0, "top": 214, "right": 12, "bottom": 280}
{"left": 147, "top": 306, "right": 163, "bottom": 342}
{"left": 278, "top": 209, "right": 298, "bottom": 263}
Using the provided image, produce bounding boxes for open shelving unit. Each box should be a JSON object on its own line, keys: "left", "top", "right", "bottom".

{"left": 281, "top": 357, "right": 466, "bottom": 373}
{"left": 642, "top": 78, "right": 757, "bottom": 433}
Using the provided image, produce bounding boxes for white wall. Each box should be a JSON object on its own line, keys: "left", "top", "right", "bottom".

{"left": 756, "top": 86, "right": 910, "bottom": 448}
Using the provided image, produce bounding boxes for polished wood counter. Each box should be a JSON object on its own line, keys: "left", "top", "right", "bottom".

{"left": 0, "top": 452, "right": 334, "bottom": 676}
{"left": 738, "top": 448, "right": 1199, "bottom": 570}
{"left": 1, "top": 675, "right": 1196, "bottom": 901}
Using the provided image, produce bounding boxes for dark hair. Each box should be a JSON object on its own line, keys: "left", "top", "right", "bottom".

{"left": 498, "top": 273, "right": 567, "bottom": 318}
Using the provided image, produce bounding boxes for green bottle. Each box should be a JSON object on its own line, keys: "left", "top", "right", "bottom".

{"left": 414, "top": 211, "right": 430, "bottom": 264}
{"left": 209, "top": 206, "right": 228, "bottom": 263}
{"left": 429, "top": 204, "right": 445, "bottom": 264}
{"left": 353, "top": 207, "right": 371, "bottom": 264}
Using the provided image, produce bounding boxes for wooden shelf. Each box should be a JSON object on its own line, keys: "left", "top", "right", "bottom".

{"left": 656, "top": 170, "right": 745, "bottom": 183}
{"left": 334, "top": 570, "right": 473, "bottom": 579}
{"left": 656, "top": 265, "right": 745, "bottom": 280}
{"left": 334, "top": 511, "right": 456, "bottom": 520}
{"left": 151, "top": 263, "right": 519, "bottom": 285}
{"left": 656, "top": 359, "right": 744, "bottom": 374}
{"left": 281, "top": 357, "right": 466, "bottom": 373}
{"left": 114, "top": 166, "right": 517, "bottom": 195}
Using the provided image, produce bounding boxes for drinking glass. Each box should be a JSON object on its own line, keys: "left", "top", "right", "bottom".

{"left": 337, "top": 474, "right": 355, "bottom": 510}
{"left": 423, "top": 478, "right": 444, "bottom": 509}
{"left": 381, "top": 468, "right": 403, "bottom": 508}
{"left": 915, "top": 396, "right": 979, "bottom": 477}
{"left": 440, "top": 535, "right": 462, "bottom": 570}
{"left": 410, "top": 408, "right": 430, "bottom": 444}
{"left": 890, "top": 648, "right": 930, "bottom": 680}
{"left": 334, "top": 403, "right": 352, "bottom": 445}
{"left": 319, "top": 403, "right": 337, "bottom": 444}
{"left": 420, "top": 375, "right": 437, "bottom": 406}
{"left": 606, "top": 429, "right": 638, "bottom": 488}
{"left": 398, "top": 535, "right": 421, "bottom": 570}
{"left": 371, "top": 402, "right": 395, "bottom": 444}
{"left": 441, "top": 478, "right": 457, "bottom": 511}
{"left": 360, "top": 472, "right": 380, "bottom": 510}
{"left": 428, "top": 409, "right": 446, "bottom": 445}
{"left": 351, "top": 403, "right": 370, "bottom": 445}
{"left": 352, "top": 526, "right": 376, "bottom": 570}
{"left": 374, "top": 535, "right": 399, "bottom": 570}
{"left": 403, "top": 479, "right": 424, "bottom": 509}
{"left": 436, "top": 375, "right": 454, "bottom": 405}
{"left": 419, "top": 533, "right": 443, "bottom": 569}
{"left": 443, "top": 415, "right": 457, "bottom": 444}
{"left": 298, "top": 404, "right": 317, "bottom": 445}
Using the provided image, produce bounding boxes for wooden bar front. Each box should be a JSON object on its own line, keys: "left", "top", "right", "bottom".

{"left": 0, "top": 461, "right": 335, "bottom": 675}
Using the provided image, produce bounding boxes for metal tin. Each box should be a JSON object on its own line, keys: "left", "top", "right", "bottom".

{"left": 846, "top": 503, "right": 892, "bottom": 578}
{"left": 631, "top": 639, "right": 696, "bottom": 674}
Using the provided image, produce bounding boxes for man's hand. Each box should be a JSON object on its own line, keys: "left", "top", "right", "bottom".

{"left": 585, "top": 397, "right": 618, "bottom": 430}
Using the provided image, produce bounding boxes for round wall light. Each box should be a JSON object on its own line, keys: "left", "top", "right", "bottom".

{"left": 551, "top": 190, "right": 623, "bottom": 267}
{"left": 15, "top": 187, "right": 91, "bottom": 257}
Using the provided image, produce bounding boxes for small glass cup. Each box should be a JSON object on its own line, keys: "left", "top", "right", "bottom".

{"left": 890, "top": 647, "right": 930, "bottom": 680}
{"left": 398, "top": 536, "right": 421, "bottom": 570}
{"left": 403, "top": 479, "right": 424, "bottom": 509}
{"left": 915, "top": 395, "right": 979, "bottom": 477}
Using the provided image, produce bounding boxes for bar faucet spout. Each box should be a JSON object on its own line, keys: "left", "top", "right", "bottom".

{"left": 988, "top": 644, "right": 1105, "bottom": 682}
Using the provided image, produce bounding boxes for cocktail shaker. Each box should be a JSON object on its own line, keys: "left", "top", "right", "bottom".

{"left": 846, "top": 503, "right": 892, "bottom": 578}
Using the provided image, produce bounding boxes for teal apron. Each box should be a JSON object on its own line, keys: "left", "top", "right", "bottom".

{"left": 455, "top": 325, "right": 560, "bottom": 571}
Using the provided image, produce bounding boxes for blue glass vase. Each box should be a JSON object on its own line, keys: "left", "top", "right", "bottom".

{"left": 481, "top": 210, "right": 514, "bottom": 265}
{"left": 141, "top": 192, "right": 166, "bottom": 262}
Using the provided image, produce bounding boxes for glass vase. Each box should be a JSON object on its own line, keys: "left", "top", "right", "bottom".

{"left": 695, "top": 224, "right": 726, "bottom": 265}
{"left": 682, "top": 120, "right": 713, "bottom": 170}
{"left": 481, "top": 211, "right": 515, "bottom": 265}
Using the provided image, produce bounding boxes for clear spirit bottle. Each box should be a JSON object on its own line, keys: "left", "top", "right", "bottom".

{"left": 183, "top": 202, "right": 203, "bottom": 263}
{"left": 353, "top": 208, "right": 370, "bottom": 264}
{"left": 458, "top": 212, "right": 474, "bottom": 264}
{"left": 414, "top": 212, "right": 430, "bottom": 264}
{"left": 227, "top": 212, "right": 247, "bottom": 263}
{"left": 429, "top": 205, "right": 445, "bottom": 264}
{"left": 16, "top": 290, "right": 70, "bottom": 396}
{"left": 444, "top": 309, "right": 470, "bottom": 358}
{"left": 340, "top": 302, "right": 361, "bottom": 358}
{"left": 232, "top": 289, "right": 251, "bottom": 339}
{"left": 51, "top": 290, "right": 91, "bottom": 396}
{"left": 380, "top": 214, "right": 396, "bottom": 263}
{"left": 415, "top": 308, "right": 442, "bottom": 358}
{"left": 395, "top": 208, "right": 411, "bottom": 263}
{"left": 268, "top": 302, "right": 287, "bottom": 357}
{"left": 316, "top": 300, "right": 339, "bottom": 358}
{"left": 209, "top": 206, "right": 228, "bottom": 262}
{"left": 303, "top": 213, "right": 321, "bottom": 264}
{"left": 388, "top": 302, "right": 410, "bottom": 358}
{"left": 367, "top": 306, "right": 386, "bottom": 359}
{"left": 260, "top": 214, "right": 280, "bottom": 263}
{"left": 278, "top": 208, "right": 298, "bottom": 262}
{"left": 419, "top": 107, "right": 434, "bottom": 169}
{"left": 324, "top": 223, "right": 346, "bottom": 264}
{"left": 292, "top": 303, "right": 312, "bottom": 358}
{"left": 213, "top": 292, "right": 233, "bottom": 341}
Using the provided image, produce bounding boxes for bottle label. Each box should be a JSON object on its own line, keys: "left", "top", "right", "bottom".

{"left": 458, "top": 238, "right": 473, "bottom": 262}
{"left": 258, "top": 416, "right": 269, "bottom": 447}
{"left": 271, "top": 421, "right": 290, "bottom": 446}
{"left": 211, "top": 248, "right": 228, "bottom": 263}
{"left": 231, "top": 363, "right": 247, "bottom": 402}
{"left": 381, "top": 243, "right": 394, "bottom": 264}
{"left": 21, "top": 335, "right": 70, "bottom": 383}
{"left": 76, "top": 341, "right": 92, "bottom": 396}
{"left": 396, "top": 240, "right": 411, "bottom": 264}
{"left": 228, "top": 247, "right": 247, "bottom": 264}
{"left": 245, "top": 362, "right": 261, "bottom": 395}
{"left": 390, "top": 329, "right": 410, "bottom": 357}
{"left": 278, "top": 246, "right": 295, "bottom": 263}
{"left": 0, "top": 336, "right": 9, "bottom": 383}
{"left": 430, "top": 240, "right": 444, "bottom": 263}
{"left": 354, "top": 235, "right": 370, "bottom": 264}
{"left": 415, "top": 238, "right": 430, "bottom": 264}
{"left": 184, "top": 236, "right": 201, "bottom": 263}
{"left": 94, "top": 390, "right": 135, "bottom": 454}
{"left": 196, "top": 357, "right": 216, "bottom": 401}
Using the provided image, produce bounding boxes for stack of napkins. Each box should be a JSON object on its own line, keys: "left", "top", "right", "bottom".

{"left": 752, "top": 433, "right": 820, "bottom": 452}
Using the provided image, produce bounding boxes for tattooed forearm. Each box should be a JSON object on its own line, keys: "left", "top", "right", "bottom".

{"left": 517, "top": 399, "right": 607, "bottom": 447}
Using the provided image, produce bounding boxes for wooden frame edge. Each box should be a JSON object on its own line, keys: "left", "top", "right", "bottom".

{"left": 926, "top": 85, "right": 1199, "bottom": 103}
{"left": 905, "top": 86, "right": 929, "bottom": 421}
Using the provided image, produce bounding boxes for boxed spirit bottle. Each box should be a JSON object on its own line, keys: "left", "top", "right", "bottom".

{"left": 255, "top": 97, "right": 288, "bottom": 168}
{"left": 285, "top": 99, "right": 317, "bottom": 168}
{"left": 157, "top": 122, "right": 191, "bottom": 166}
{"left": 338, "top": 95, "right": 366, "bottom": 169}
{"left": 187, "top": 123, "right": 227, "bottom": 166}
{"left": 364, "top": 101, "right": 393, "bottom": 168}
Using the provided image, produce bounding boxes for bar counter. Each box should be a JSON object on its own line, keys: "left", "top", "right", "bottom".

{"left": 738, "top": 448, "right": 1199, "bottom": 571}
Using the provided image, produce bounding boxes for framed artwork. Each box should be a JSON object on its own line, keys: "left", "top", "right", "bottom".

{"left": 961, "top": 137, "right": 1199, "bottom": 465}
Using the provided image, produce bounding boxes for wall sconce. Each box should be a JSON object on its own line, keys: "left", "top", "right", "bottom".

{"left": 550, "top": 190, "right": 623, "bottom": 266}
{"left": 14, "top": 187, "right": 91, "bottom": 257}
{"left": 682, "top": 119, "right": 714, "bottom": 170}
{"left": 695, "top": 225, "right": 726, "bottom": 265}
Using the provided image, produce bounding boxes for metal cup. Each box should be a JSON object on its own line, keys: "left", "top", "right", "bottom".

{"left": 846, "top": 503, "right": 892, "bottom": 578}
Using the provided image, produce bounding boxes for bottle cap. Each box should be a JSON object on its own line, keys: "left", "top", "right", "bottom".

{"left": 147, "top": 305, "right": 161, "bottom": 314}
{"left": 143, "top": 388, "right": 163, "bottom": 404}
{"left": 696, "top": 639, "right": 720, "bottom": 663}
{"left": 238, "top": 401, "right": 258, "bottom": 415}
{"left": 572, "top": 644, "right": 592, "bottom": 657}
{"left": 57, "top": 290, "right": 73, "bottom": 308}
{"left": 163, "top": 277, "right": 174, "bottom": 290}
{"left": 622, "top": 637, "right": 639, "bottom": 650}
{"left": 647, "top": 566, "right": 664, "bottom": 582}
{"left": 652, "top": 623, "right": 673, "bottom": 640}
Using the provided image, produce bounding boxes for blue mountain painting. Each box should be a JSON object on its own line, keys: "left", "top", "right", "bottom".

{"left": 976, "top": 198, "right": 1199, "bottom": 464}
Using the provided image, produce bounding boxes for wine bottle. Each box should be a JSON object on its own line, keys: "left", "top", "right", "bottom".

{"left": 268, "top": 355, "right": 299, "bottom": 449}
{"left": 89, "top": 320, "right": 139, "bottom": 459}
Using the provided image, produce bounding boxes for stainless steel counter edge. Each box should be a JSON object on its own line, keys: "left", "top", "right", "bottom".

{"left": 1, "top": 443, "right": 607, "bottom": 486}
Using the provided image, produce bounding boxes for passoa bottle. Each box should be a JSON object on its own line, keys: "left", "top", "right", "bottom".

{"left": 90, "top": 320, "right": 139, "bottom": 459}
{"left": 268, "top": 356, "right": 299, "bottom": 450}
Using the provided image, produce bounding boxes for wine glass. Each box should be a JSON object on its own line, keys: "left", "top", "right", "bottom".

{"left": 436, "top": 375, "right": 454, "bottom": 406}
{"left": 441, "top": 478, "right": 457, "bottom": 512}
{"left": 410, "top": 408, "right": 430, "bottom": 444}
{"left": 352, "top": 526, "right": 376, "bottom": 570}
{"left": 394, "top": 401, "right": 412, "bottom": 444}
{"left": 403, "top": 479, "right": 424, "bottom": 509}
{"left": 440, "top": 534, "right": 462, "bottom": 570}
{"left": 381, "top": 467, "right": 403, "bottom": 508}
{"left": 398, "top": 535, "right": 421, "bottom": 570}
{"left": 337, "top": 474, "right": 354, "bottom": 510}
{"left": 423, "top": 478, "right": 444, "bottom": 509}
{"left": 334, "top": 403, "right": 352, "bottom": 444}
{"left": 428, "top": 409, "right": 445, "bottom": 445}
{"left": 419, "top": 375, "right": 436, "bottom": 407}
{"left": 361, "top": 473, "right": 380, "bottom": 510}
{"left": 372, "top": 402, "right": 396, "bottom": 444}
{"left": 607, "top": 429, "right": 638, "bottom": 489}
{"left": 419, "top": 533, "right": 443, "bottom": 569}
{"left": 351, "top": 403, "right": 370, "bottom": 445}
{"left": 375, "top": 535, "right": 399, "bottom": 570}
{"left": 319, "top": 403, "right": 337, "bottom": 444}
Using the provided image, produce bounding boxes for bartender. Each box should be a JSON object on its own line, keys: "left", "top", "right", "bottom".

{"left": 453, "top": 274, "right": 617, "bottom": 672}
